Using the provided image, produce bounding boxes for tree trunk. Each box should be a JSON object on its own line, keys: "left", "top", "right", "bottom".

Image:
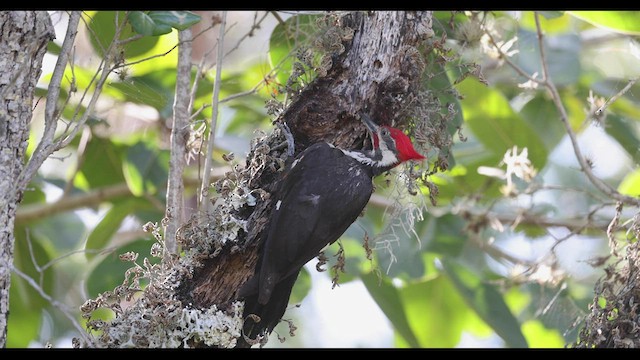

{"left": 0, "top": 11, "right": 54, "bottom": 348}
{"left": 179, "top": 10, "right": 434, "bottom": 340}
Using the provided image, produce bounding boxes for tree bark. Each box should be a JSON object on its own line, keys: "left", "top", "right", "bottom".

{"left": 0, "top": 11, "right": 54, "bottom": 347}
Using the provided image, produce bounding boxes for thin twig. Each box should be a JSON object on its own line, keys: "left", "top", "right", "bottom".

{"left": 483, "top": 28, "right": 542, "bottom": 85}
{"left": 532, "top": 12, "right": 640, "bottom": 207}
{"left": 116, "top": 20, "right": 219, "bottom": 71}
{"left": 595, "top": 77, "right": 640, "bottom": 117}
{"left": 224, "top": 11, "right": 270, "bottom": 58}
{"left": 199, "top": 11, "right": 227, "bottom": 210}
{"left": 469, "top": 232, "right": 536, "bottom": 267}
{"left": 11, "top": 265, "right": 94, "bottom": 346}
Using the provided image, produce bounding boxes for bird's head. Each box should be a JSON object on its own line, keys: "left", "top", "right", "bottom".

{"left": 360, "top": 114, "right": 425, "bottom": 168}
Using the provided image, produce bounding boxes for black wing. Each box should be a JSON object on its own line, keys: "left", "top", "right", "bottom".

{"left": 258, "top": 142, "right": 374, "bottom": 304}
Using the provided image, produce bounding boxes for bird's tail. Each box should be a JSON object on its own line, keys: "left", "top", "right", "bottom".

{"left": 235, "top": 272, "right": 300, "bottom": 348}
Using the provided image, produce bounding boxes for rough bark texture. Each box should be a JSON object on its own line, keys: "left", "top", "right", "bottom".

{"left": 0, "top": 11, "right": 54, "bottom": 348}
{"left": 177, "top": 10, "right": 434, "bottom": 331}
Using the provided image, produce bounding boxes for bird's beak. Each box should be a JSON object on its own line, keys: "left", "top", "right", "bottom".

{"left": 360, "top": 113, "right": 379, "bottom": 134}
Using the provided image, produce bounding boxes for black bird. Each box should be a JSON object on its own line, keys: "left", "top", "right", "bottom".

{"left": 237, "top": 114, "right": 425, "bottom": 347}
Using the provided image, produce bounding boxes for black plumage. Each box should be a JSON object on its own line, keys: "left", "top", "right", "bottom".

{"left": 236, "top": 116, "right": 424, "bottom": 347}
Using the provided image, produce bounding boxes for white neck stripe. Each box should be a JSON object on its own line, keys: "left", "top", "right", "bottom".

{"left": 341, "top": 149, "right": 398, "bottom": 167}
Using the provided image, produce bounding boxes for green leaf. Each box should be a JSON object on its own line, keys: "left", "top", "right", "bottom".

{"left": 47, "top": 40, "right": 62, "bottom": 56}
{"left": 6, "top": 290, "right": 41, "bottom": 348}
{"left": 20, "top": 182, "right": 46, "bottom": 206}
{"left": 569, "top": 11, "right": 640, "bottom": 35}
{"left": 361, "top": 272, "right": 421, "bottom": 348}
{"left": 441, "top": 259, "right": 528, "bottom": 348}
{"left": 123, "top": 141, "right": 169, "bottom": 197}
{"left": 289, "top": 267, "right": 312, "bottom": 304}
{"left": 87, "top": 11, "right": 159, "bottom": 58}
{"left": 87, "top": 239, "right": 158, "bottom": 298}
{"left": 149, "top": 11, "right": 201, "bottom": 31}
{"left": 129, "top": 11, "right": 173, "bottom": 36}
{"left": 422, "top": 214, "right": 468, "bottom": 257}
{"left": 519, "top": 95, "right": 565, "bottom": 151}
{"left": 77, "top": 136, "right": 126, "bottom": 189}
{"left": 538, "top": 11, "right": 564, "bottom": 20}
{"left": 457, "top": 77, "right": 548, "bottom": 170}
{"left": 604, "top": 114, "right": 640, "bottom": 164}
{"left": 397, "top": 275, "right": 471, "bottom": 347}
{"left": 85, "top": 199, "right": 143, "bottom": 260}
{"left": 521, "top": 320, "right": 565, "bottom": 348}
{"left": 269, "top": 14, "right": 320, "bottom": 87}
{"left": 31, "top": 212, "right": 86, "bottom": 253}
{"left": 618, "top": 168, "right": 640, "bottom": 197}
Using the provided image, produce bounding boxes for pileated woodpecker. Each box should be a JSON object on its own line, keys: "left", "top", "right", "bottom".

{"left": 237, "top": 114, "right": 425, "bottom": 347}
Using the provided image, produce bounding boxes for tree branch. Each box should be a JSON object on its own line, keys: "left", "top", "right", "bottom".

{"left": 16, "top": 169, "right": 231, "bottom": 225}
{"left": 164, "top": 28, "right": 193, "bottom": 257}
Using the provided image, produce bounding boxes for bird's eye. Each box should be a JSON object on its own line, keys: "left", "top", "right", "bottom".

{"left": 380, "top": 128, "right": 390, "bottom": 137}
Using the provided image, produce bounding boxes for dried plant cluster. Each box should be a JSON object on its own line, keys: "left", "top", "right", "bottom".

{"left": 574, "top": 214, "right": 640, "bottom": 348}
{"left": 77, "top": 124, "right": 293, "bottom": 348}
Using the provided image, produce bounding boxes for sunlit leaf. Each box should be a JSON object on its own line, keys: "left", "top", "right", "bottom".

{"left": 521, "top": 320, "right": 565, "bottom": 348}
{"left": 569, "top": 11, "right": 640, "bottom": 35}
{"left": 361, "top": 272, "right": 421, "bottom": 348}
{"left": 457, "top": 77, "right": 547, "bottom": 170}
{"left": 618, "top": 168, "right": 640, "bottom": 197}
{"left": 442, "top": 259, "right": 528, "bottom": 348}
